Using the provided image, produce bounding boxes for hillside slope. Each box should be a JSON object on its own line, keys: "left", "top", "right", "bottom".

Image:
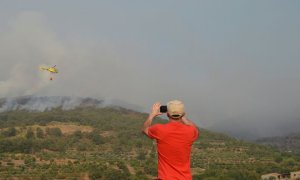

{"left": 0, "top": 107, "right": 300, "bottom": 179}
{"left": 0, "top": 96, "right": 104, "bottom": 112}
{"left": 256, "top": 133, "right": 300, "bottom": 155}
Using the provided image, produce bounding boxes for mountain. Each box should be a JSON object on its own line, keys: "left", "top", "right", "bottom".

{"left": 0, "top": 97, "right": 300, "bottom": 179}
{"left": 0, "top": 96, "right": 104, "bottom": 112}
{"left": 208, "top": 118, "right": 300, "bottom": 140}
{"left": 208, "top": 119, "right": 260, "bottom": 140}
{"left": 256, "top": 133, "right": 300, "bottom": 155}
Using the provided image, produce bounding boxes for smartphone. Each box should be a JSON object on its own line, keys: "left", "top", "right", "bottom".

{"left": 160, "top": 105, "right": 167, "bottom": 113}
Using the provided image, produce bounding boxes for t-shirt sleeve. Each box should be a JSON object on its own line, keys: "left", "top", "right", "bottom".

{"left": 147, "top": 125, "right": 161, "bottom": 139}
{"left": 191, "top": 126, "right": 199, "bottom": 141}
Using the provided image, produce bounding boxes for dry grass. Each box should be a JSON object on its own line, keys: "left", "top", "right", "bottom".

{"left": 100, "top": 131, "right": 114, "bottom": 137}
{"left": 0, "top": 122, "right": 94, "bottom": 136}
{"left": 127, "top": 164, "right": 136, "bottom": 175}
{"left": 45, "top": 123, "right": 93, "bottom": 135}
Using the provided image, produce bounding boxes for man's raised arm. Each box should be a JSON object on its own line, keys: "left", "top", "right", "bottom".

{"left": 181, "top": 116, "right": 198, "bottom": 128}
{"left": 142, "top": 102, "right": 162, "bottom": 135}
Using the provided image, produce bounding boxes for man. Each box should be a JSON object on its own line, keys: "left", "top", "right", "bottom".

{"left": 143, "top": 100, "right": 199, "bottom": 180}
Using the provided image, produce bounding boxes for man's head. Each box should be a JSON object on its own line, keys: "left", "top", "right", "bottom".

{"left": 167, "top": 100, "right": 185, "bottom": 119}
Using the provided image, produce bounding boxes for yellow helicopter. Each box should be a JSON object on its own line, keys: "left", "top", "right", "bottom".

{"left": 40, "top": 65, "right": 58, "bottom": 80}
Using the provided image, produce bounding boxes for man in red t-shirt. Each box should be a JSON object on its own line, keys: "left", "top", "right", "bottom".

{"left": 143, "top": 100, "right": 199, "bottom": 180}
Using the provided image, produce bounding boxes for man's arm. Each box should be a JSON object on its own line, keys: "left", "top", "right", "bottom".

{"left": 142, "top": 102, "right": 162, "bottom": 135}
{"left": 181, "top": 116, "right": 199, "bottom": 140}
{"left": 181, "top": 116, "right": 198, "bottom": 128}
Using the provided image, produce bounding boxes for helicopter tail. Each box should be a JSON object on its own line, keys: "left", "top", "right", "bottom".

{"left": 40, "top": 67, "right": 48, "bottom": 71}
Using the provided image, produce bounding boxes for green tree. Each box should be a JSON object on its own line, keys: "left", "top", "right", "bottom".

{"left": 88, "top": 131, "right": 104, "bottom": 145}
{"left": 281, "top": 158, "right": 296, "bottom": 167}
{"left": 36, "top": 127, "right": 44, "bottom": 138}
{"left": 73, "top": 130, "right": 82, "bottom": 138}
{"left": 26, "top": 128, "right": 35, "bottom": 139}
{"left": 2, "top": 127, "right": 17, "bottom": 137}
{"left": 46, "top": 127, "right": 62, "bottom": 137}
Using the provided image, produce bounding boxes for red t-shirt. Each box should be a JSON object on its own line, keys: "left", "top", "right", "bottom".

{"left": 147, "top": 121, "right": 199, "bottom": 180}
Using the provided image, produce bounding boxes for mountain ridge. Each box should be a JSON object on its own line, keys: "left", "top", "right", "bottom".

{"left": 256, "top": 133, "right": 300, "bottom": 155}
{"left": 0, "top": 104, "right": 300, "bottom": 178}
{"left": 0, "top": 96, "right": 104, "bottom": 112}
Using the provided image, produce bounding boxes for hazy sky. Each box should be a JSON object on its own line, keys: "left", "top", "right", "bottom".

{"left": 1, "top": 1, "right": 300, "bottom": 138}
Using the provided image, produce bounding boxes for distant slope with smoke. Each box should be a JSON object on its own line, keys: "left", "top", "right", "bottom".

{"left": 256, "top": 133, "right": 300, "bottom": 155}
{"left": 0, "top": 96, "right": 104, "bottom": 112}
{"left": 208, "top": 118, "right": 300, "bottom": 140}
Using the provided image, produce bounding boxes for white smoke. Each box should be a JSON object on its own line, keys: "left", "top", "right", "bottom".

{"left": 1, "top": 7, "right": 300, "bottom": 139}
{"left": 0, "top": 96, "right": 103, "bottom": 112}
{"left": 0, "top": 11, "right": 65, "bottom": 97}
{"left": 0, "top": 11, "right": 143, "bottom": 100}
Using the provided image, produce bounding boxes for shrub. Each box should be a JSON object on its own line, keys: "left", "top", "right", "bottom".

{"left": 46, "top": 128, "right": 62, "bottom": 137}
{"left": 36, "top": 128, "right": 44, "bottom": 138}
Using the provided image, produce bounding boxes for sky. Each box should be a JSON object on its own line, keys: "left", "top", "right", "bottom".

{"left": 0, "top": 1, "right": 300, "bottom": 138}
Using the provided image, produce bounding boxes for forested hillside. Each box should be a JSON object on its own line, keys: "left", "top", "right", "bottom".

{"left": 256, "top": 133, "right": 300, "bottom": 156}
{"left": 0, "top": 107, "right": 300, "bottom": 179}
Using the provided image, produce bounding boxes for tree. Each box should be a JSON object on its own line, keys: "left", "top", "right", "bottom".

{"left": 36, "top": 127, "right": 44, "bottom": 138}
{"left": 26, "top": 128, "right": 35, "bottom": 139}
{"left": 73, "top": 130, "right": 82, "bottom": 138}
{"left": 281, "top": 158, "right": 296, "bottom": 167}
{"left": 88, "top": 131, "right": 104, "bottom": 145}
{"left": 46, "top": 128, "right": 62, "bottom": 137}
{"left": 2, "top": 127, "right": 17, "bottom": 137}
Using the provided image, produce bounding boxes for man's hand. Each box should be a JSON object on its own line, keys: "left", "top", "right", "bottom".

{"left": 150, "top": 102, "right": 163, "bottom": 117}
{"left": 143, "top": 102, "right": 162, "bottom": 135}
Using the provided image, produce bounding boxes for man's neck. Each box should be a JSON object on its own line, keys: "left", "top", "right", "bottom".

{"left": 169, "top": 118, "right": 182, "bottom": 122}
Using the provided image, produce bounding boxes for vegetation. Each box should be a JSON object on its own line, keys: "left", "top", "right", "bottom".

{"left": 0, "top": 107, "right": 299, "bottom": 179}
{"left": 256, "top": 133, "right": 300, "bottom": 156}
